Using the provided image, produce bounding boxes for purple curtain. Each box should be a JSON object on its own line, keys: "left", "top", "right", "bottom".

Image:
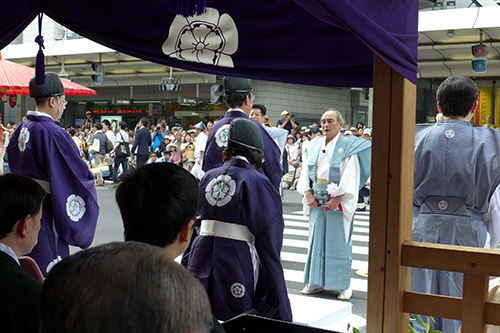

{"left": 0, "top": 0, "right": 418, "bottom": 87}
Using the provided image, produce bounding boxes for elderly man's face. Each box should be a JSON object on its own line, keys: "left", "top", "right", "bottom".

{"left": 321, "top": 111, "right": 342, "bottom": 140}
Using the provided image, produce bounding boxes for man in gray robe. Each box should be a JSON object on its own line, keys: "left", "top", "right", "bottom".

{"left": 412, "top": 75, "right": 500, "bottom": 333}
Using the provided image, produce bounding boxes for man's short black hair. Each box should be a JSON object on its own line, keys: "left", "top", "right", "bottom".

{"left": 437, "top": 75, "right": 478, "bottom": 118}
{"left": 224, "top": 92, "right": 251, "bottom": 109}
{"left": 95, "top": 123, "right": 103, "bottom": 130}
{"left": 252, "top": 104, "right": 267, "bottom": 116}
{"left": 102, "top": 119, "right": 111, "bottom": 127}
{"left": 116, "top": 163, "right": 199, "bottom": 247}
{"left": 39, "top": 241, "right": 212, "bottom": 333}
{"left": 140, "top": 117, "right": 149, "bottom": 126}
{"left": 0, "top": 173, "right": 46, "bottom": 239}
{"left": 118, "top": 121, "right": 127, "bottom": 130}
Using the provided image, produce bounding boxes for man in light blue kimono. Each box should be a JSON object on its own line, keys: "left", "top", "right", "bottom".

{"left": 411, "top": 75, "right": 500, "bottom": 333}
{"left": 7, "top": 73, "right": 99, "bottom": 276}
{"left": 297, "top": 110, "right": 371, "bottom": 300}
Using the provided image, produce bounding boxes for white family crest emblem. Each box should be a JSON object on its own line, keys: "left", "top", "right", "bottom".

{"left": 214, "top": 124, "right": 230, "bottom": 147}
{"left": 230, "top": 282, "right": 246, "bottom": 298}
{"left": 162, "top": 7, "right": 238, "bottom": 67}
{"left": 205, "top": 174, "right": 236, "bottom": 207}
{"left": 66, "top": 194, "right": 86, "bottom": 222}
{"left": 18, "top": 127, "right": 30, "bottom": 152}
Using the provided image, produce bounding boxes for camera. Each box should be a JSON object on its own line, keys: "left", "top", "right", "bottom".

{"left": 290, "top": 114, "right": 295, "bottom": 117}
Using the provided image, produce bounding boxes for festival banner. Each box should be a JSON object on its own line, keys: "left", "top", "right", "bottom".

{"left": 476, "top": 88, "right": 491, "bottom": 126}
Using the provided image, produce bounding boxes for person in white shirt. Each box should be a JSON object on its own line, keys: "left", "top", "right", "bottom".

{"left": 190, "top": 122, "right": 207, "bottom": 180}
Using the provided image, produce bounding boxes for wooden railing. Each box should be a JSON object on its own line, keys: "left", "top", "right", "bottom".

{"left": 401, "top": 241, "right": 500, "bottom": 332}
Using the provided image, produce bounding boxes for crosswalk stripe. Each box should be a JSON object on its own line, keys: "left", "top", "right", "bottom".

{"left": 283, "top": 228, "right": 369, "bottom": 243}
{"left": 281, "top": 251, "right": 368, "bottom": 270}
{"left": 353, "top": 226, "right": 369, "bottom": 234}
{"left": 283, "top": 269, "right": 368, "bottom": 293}
{"left": 282, "top": 239, "right": 369, "bottom": 256}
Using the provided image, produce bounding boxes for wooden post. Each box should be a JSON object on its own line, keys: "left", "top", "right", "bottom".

{"left": 366, "top": 55, "right": 416, "bottom": 333}
{"left": 462, "top": 274, "right": 488, "bottom": 333}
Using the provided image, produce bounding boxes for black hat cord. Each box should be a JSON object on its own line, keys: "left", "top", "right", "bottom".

{"left": 34, "top": 13, "right": 45, "bottom": 86}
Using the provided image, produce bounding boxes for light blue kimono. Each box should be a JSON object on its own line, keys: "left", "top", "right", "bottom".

{"left": 411, "top": 119, "right": 500, "bottom": 333}
{"left": 303, "top": 135, "right": 371, "bottom": 290}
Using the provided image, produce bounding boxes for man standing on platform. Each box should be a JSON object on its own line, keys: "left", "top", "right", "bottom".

{"left": 202, "top": 77, "right": 282, "bottom": 190}
{"left": 7, "top": 72, "right": 99, "bottom": 276}
{"left": 411, "top": 75, "right": 500, "bottom": 333}
{"left": 297, "top": 109, "right": 371, "bottom": 300}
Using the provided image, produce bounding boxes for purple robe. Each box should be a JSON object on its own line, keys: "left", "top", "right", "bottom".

{"left": 188, "top": 158, "right": 292, "bottom": 322}
{"left": 202, "top": 109, "right": 283, "bottom": 191}
{"left": 7, "top": 113, "right": 99, "bottom": 276}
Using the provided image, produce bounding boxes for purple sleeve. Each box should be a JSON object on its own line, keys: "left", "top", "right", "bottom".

{"left": 47, "top": 129, "right": 99, "bottom": 248}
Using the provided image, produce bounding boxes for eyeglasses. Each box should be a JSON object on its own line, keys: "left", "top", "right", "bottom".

{"left": 57, "top": 96, "right": 68, "bottom": 106}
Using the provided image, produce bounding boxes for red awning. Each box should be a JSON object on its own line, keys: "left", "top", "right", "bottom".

{"left": 0, "top": 52, "right": 96, "bottom": 96}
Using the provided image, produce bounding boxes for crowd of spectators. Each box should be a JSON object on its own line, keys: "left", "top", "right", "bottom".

{"left": 64, "top": 117, "right": 213, "bottom": 187}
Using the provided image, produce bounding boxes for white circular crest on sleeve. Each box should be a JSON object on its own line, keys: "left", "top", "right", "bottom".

{"left": 214, "top": 124, "right": 230, "bottom": 148}
{"left": 66, "top": 194, "right": 86, "bottom": 222}
{"left": 162, "top": 8, "right": 238, "bottom": 67}
{"left": 205, "top": 174, "right": 236, "bottom": 207}
{"left": 18, "top": 127, "right": 30, "bottom": 152}
{"left": 230, "top": 282, "right": 246, "bottom": 298}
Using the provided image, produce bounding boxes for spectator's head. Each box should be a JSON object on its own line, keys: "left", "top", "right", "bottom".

{"left": 321, "top": 109, "right": 344, "bottom": 140}
{"left": 194, "top": 122, "right": 206, "bottom": 134}
{"left": 118, "top": 121, "right": 127, "bottom": 131}
{"left": 40, "top": 241, "right": 212, "bottom": 333}
{"left": 0, "top": 174, "right": 45, "bottom": 257}
{"left": 437, "top": 75, "right": 478, "bottom": 118}
{"left": 86, "top": 111, "right": 92, "bottom": 118}
{"left": 207, "top": 121, "right": 213, "bottom": 132}
{"left": 287, "top": 134, "right": 296, "bottom": 146}
{"left": 250, "top": 104, "right": 267, "bottom": 124}
{"left": 175, "top": 131, "right": 182, "bottom": 142}
{"left": 362, "top": 128, "right": 372, "bottom": 140}
{"left": 116, "top": 163, "right": 199, "bottom": 258}
{"left": 356, "top": 122, "right": 365, "bottom": 130}
{"left": 140, "top": 117, "right": 149, "bottom": 127}
{"left": 102, "top": 120, "right": 111, "bottom": 131}
{"left": 223, "top": 77, "right": 253, "bottom": 111}
{"left": 95, "top": 123, "right": 103, "bottom": 131}
{"left": 68, "top": 128, "right": 77, "bottom": 137}
{"left": 223, "top": 118, "right": 264, "bottom": 170}
{"left": 281, "top": 110, "right": 289, "bottom": 121}
{"left": 308, "top": 126, "right": 322, "bottom": 139}
{"left": 149, "top": 152, "right": 158, "bottom": 162}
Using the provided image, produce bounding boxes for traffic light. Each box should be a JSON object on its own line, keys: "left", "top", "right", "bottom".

{"left": 471, "top": 44, "right": 488, "bottom": 74}
{"left": 211, "top": 84, "right": 224, "bottom": 104}
{"left": 91, "top": 63, "right": 105, "bottom": 85}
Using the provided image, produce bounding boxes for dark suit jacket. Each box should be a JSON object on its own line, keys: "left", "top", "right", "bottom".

{"left": 0, "top": 250, "right": 42, "bottom": 333}
{"left": 131, "top": 126, "right": 152, "bottom": 156}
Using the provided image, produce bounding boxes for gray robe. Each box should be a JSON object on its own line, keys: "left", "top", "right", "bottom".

{"left": 411, "top": 119, "right": 500, "bottom": 333}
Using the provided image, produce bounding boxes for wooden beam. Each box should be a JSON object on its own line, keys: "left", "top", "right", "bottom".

{"left": 366, "top": 55, "right": 416, "bottom": 333}
{"left": 403, "top": 291, "right": 462, "bottom": 320}
{"left": 402, "top": 241, "right": 500, "bottom": 276}
{"left": 485, "top": 301, "right": 500, "bottom": 326}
